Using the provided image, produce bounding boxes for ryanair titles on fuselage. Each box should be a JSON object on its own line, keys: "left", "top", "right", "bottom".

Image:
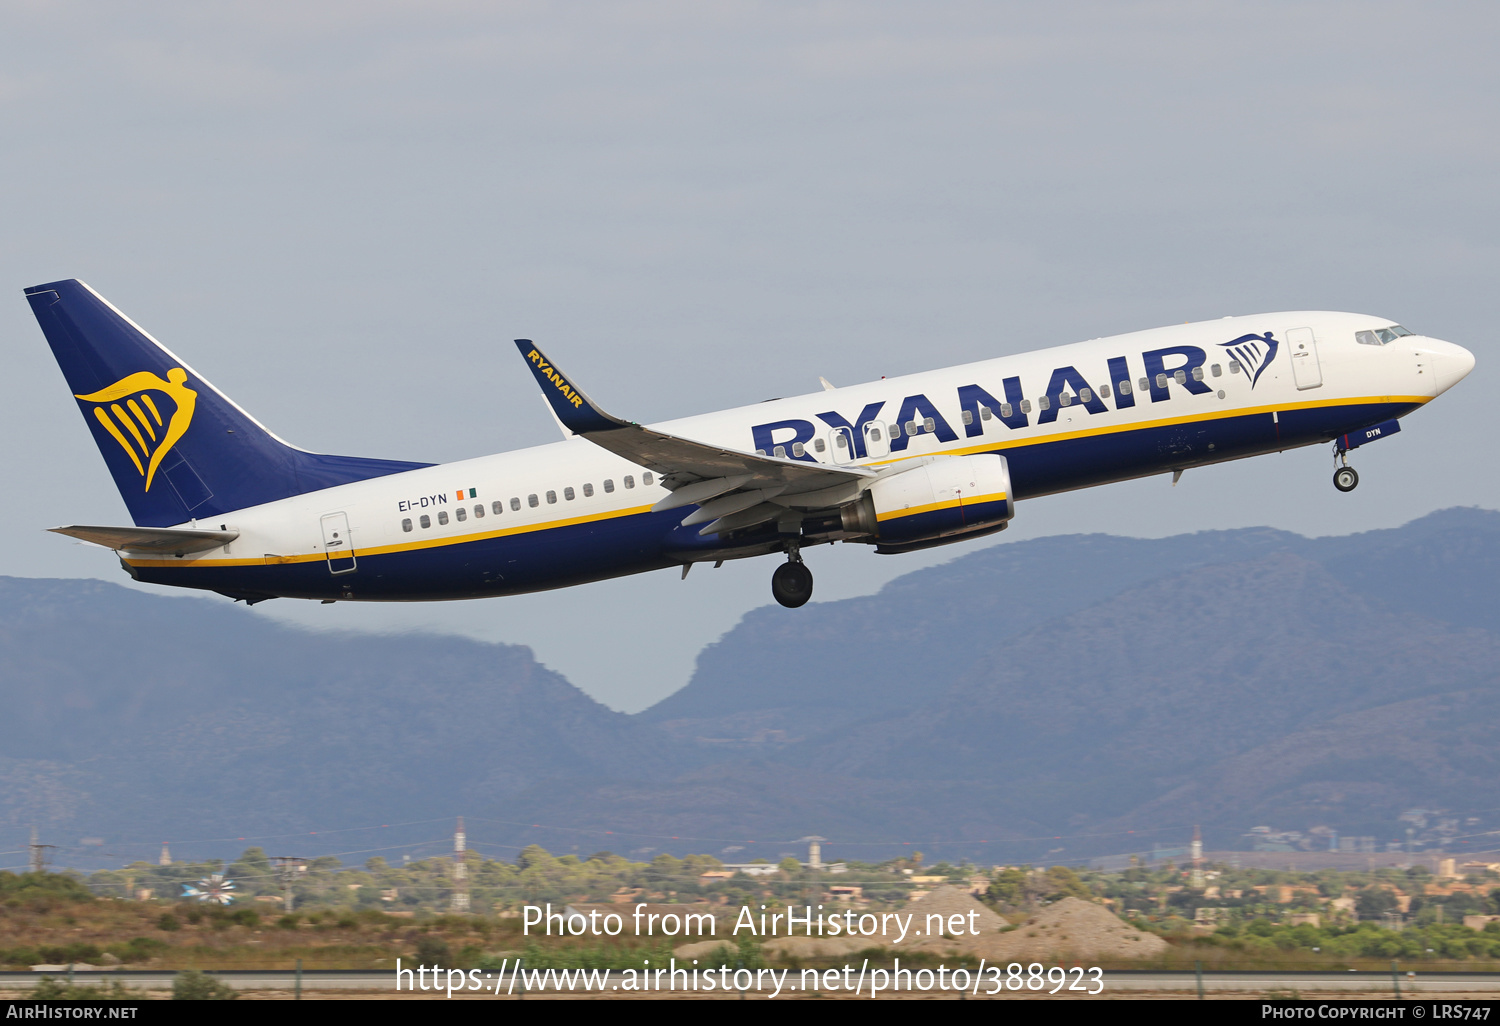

{"left": 750, "top": 341, "right": 1255, "bottom": 460}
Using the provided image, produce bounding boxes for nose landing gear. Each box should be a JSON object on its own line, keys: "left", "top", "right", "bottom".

{"left": 1332, "top": 440, "right": 1359, "bottom": 492}
{"left": 771, "top": 544, "right": 813, "bottom": 608}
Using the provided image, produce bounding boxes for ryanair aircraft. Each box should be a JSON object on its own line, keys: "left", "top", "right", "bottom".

{"left": 27, "top": 279, "right": 1474, "bottom": 609}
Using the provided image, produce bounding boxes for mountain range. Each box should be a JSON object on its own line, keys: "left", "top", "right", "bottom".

{"left": 4, "top": 506, "right": 1498, "bottom": 866}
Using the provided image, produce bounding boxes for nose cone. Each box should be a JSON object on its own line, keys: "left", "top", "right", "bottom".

{"left": 1426, "top": 339, "right": 1476, "bottom": 395}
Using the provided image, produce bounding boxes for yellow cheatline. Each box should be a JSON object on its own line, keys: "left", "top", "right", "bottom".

{"left": 875, "top": 492, "right": 1008, "bottom": 522}
{"left": 868, "top": 394, "right": 1429, "bottom": 467}
{"left": 124, "top": 503, "right": 659, "bottom": 569}
{"left": 124, "top": 394, "right": 1427, "bottom": 568}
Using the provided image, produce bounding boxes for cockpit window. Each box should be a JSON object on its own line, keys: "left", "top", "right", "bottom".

{"left": 1357, "top": 325, "right": 1415, "bottom": 346}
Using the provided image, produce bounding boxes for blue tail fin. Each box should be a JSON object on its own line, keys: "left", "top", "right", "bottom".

{"left": 26, "top": 279, "right": 432, "bottom": 527}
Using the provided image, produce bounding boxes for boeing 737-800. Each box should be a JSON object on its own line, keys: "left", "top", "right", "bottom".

{"left": 26, "top": 279, "right": 1474, "bottom": 608}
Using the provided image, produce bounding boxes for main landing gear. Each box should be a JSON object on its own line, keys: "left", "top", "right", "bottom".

{"left": 771, "top": 544, "right": 813, "bottom": 609}
{"left": 1332, "top": 442, "right": 1359, "bottom": 493}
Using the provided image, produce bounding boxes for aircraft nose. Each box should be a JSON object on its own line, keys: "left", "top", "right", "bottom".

{"left": 1425, "top": 339, "right": 1475, "bottom": 395}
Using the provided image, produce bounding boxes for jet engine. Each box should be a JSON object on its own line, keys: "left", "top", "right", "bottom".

{"left": 838, "top": 453, "right": 1014, "bottom": 553}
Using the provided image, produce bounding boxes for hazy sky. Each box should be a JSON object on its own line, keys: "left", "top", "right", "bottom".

{"left": 3, "top": 2, "right": 1496, "bottom": 712}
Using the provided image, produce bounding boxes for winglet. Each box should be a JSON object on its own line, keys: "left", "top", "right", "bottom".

{"left": 513, "top": 339, "right": 627, "bottom": 435}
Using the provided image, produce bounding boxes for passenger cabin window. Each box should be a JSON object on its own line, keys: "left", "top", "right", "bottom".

{"left": 437, "top": 511, "right": 449, "bottom": 525}
{"left": 1211, "top": 364, "right": 1222, "bottom": 377}
{"left": 1139, "top": 377, "right": 1150, "bottom": 391}
{"left": 1173, "top": 369, "right": 1187, "bottom": 384}
{"left": 889, "top": 423, "right": 901, "bottom": 438}
{"left": 583, "top": 483, "right": 594, "bottom": 497}
{"left": 624, "top": 475, "right": 635, "bottom": 489}
{"left": 420, "top": 514, "right": 431, "bottom": 529}
{"left": 923, "top": 417, "right": 935, "bottom": 433}
{"left": 1037, "top": 395, "right": 1050, "bottom": 411}
{"left": 756, "top": 449, "right": 766, "bottom": 456}
{"left": 564, "top": 486, "right": 575, "bottom": 501}
{"left": 643, "top": 472, "right": 654, "bottom": 486}
{"left": 603, "top": 479, "right": 615, "bottom": 493}
{"left": 402, "top": 518, "right": 413, "bottom": 532}
{"left": 528, "top": 494, "right": 539, "bottom": 508}
{"left": 792, "top": 442, "right": 805, "bottom": 457}
{"left": 998, "top": 403, "right": 1012, "bottom": 418}
{"left": 980, "top": 406, "right": 992, "bottom": 421}
{"left": 511, "top": 497, "right": 521, "bottom": 511}
{"left": 1191, "top": 366, "right": 1204, "bottom": 382}
{"left": 546, "top": 490, "right": 557, "bottom": 504}
{"left": 1156, "top": 373, "right": 1169, "bottom": 389}
{"left": 1229, "top": 361, "right": 1241, "bottom": 374}
{"left": 1080, "top": 387, "right": 1092, "bottom": 402}
{"left": 474, "top": 504, "right": 484, "bottom": 518}
{"left": 1020, "top": 399, "right": 1032, "bottom": 414}
{"left": 455, "top": 507, "right": 467, "bottom": 522}
{"left": 1059, "top": 392, "right": 1072, "bottom": 407}
{"left": 814, "top": 438, "right": 826, "bottom": 452}
{"left": 868, "top": 426, "right": 883, "bottom": 441}
{"left": 492, "top": 501, "right": 504, "bottom": 515}
{"left": 1099, "top": 384, "right": 1110, "bottom": 398}
{"left": 1119, "top": 380, "right": 1132, "bottom": 394}
{"left": 774, "top": 445, "right": 786, "bottom": 457}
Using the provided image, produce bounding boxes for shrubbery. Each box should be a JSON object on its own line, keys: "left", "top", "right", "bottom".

{"left": 1210, "top": 920, "right": 1500, "bottom": 959}
{"left": 172, "top": 970, "right": 238, "bottom": 1000}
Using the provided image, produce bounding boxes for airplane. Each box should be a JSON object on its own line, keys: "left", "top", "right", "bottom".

{"left": 25, "top": 278, "right": 1474, "bottom": 609}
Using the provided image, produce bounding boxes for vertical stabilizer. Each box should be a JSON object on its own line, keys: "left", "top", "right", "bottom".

{"left": 26, "top": 279, "right": 431, "bottom": 527}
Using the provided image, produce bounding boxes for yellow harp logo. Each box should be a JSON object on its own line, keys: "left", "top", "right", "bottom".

{"left": 75, "top": 368, "right": 198, "bottom": 491}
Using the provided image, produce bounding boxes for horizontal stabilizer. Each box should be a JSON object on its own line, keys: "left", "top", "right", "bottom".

{"left": 49, "top": 524, "right": 238, "bottom": 555}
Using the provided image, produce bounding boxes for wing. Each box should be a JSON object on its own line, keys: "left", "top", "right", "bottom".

{"left": 514, "top": 340, "right": 875, "bottom": 535}
{"left": 50, "top": 524, "right": 238, "bottom": 555}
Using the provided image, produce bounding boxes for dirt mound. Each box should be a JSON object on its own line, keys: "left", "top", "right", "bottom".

{"left": 905, "top": 885, "right": 1008, "bottom": 934}
{"left": 917, "top": 897, "right": 1165, "bottom": 962}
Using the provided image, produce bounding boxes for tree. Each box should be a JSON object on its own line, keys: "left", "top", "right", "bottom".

{"left": 1044, "top": 866, "right": 1091, "bottom": 901}
{"left": 986, "top": 868, "right": 1028, "bottom": 909}
{"left": 415, "top": 936, "right": 452, "bottom": 967}
{"left": 1355, "top": 887, "right": 1397, "bottom": 920}
{"left": 778, "top": 857, "right": 802, "bottom": 877}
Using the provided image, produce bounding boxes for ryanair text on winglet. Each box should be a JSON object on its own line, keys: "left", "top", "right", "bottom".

{"left": 527, "top": 349, "right": 586, "bottom": 409}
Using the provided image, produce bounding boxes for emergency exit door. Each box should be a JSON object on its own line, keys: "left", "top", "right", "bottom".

{"left": 320, "top": 512, "right": 357, "bottom": 574}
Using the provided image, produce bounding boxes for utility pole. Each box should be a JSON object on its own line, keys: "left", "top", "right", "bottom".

{"left": 28, "top": 827, "right": 55, "bottom": 875}
{"left": 272, "top": 857, "right": 308, "bottom": 912}
{"left": 450, "top": 817, "right": 470, "bottom": 913}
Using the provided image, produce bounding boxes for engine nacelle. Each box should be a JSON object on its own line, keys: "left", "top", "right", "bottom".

{"left": 840, "top": 453, "right": 1013, "bottom": 549}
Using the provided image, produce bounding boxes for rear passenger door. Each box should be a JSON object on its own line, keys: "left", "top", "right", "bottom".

{"left": 320, "top": 512, "right": 357, "bottom": 575}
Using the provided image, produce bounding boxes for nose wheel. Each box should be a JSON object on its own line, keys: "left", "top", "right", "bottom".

{"left": 771, "top": 550, "right": 813, "bottom": 608}
{"left": 1332, "top": 440, "right": 1360, "bottom": 493}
